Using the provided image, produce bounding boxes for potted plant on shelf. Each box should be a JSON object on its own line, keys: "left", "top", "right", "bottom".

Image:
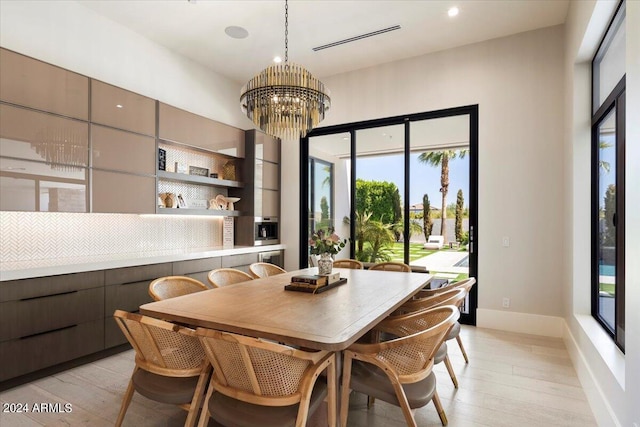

{"left": 309, "top": 228, "right": 348, "bottom": 275}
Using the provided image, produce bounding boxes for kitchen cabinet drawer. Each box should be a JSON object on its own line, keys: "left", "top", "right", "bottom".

{"left": 105, "top": 316, "right": 127, "bottom": 348}
{"left": 105, "top": 280, "right": 154, "bottom": 315}
{"left": 221, "top": 253, "right": 258, "bottom": 269}
{"left": 0, "top": 287, "right": 104, "bottom": 342}
{"left": 173, "top": 257, "right": 221, "bottom": 277}
{"left": 0, "top": 271, "right": 103, "bottom": 303}
{"left": 104, "top": 279, "right": 155, "bottom": 348}
{"left": 0, "top": 48, "right": 89, "bottom": 120}
{"left": 105, "top": 263, "right": 172, "bottom": 286}
{"left": 0, "top": 319, "right": 104, "bottom": 382}
{"left": 91, "top": 80, "right": 155, "bottom": 136}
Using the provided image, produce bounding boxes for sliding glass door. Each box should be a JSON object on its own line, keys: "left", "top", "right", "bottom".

{"left": 301, "top": 106, "right": 478, "bottom": 324}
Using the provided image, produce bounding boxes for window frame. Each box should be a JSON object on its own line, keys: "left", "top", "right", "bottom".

{"left": 590, "top": 0, "right": 626, "bottom": 351}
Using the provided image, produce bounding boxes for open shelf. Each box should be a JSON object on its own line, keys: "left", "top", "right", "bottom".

{"left": 157, "top": 170, "right": 243, "bottom": 188}
{"left": 157, "top": 207, "right": 243, "bottom": 217}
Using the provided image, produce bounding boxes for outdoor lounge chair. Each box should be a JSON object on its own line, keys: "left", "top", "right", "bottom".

{"left": 423, "top": 235, "right": 444, "bottom": 250}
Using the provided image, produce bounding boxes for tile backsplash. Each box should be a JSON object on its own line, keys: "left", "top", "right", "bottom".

{"left": 0, "top": 211, "right": 222, "bottom": 262}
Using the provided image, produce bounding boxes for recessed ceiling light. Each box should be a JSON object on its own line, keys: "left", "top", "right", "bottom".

{"left": 273, "top": 56, "right": 282, "bottom": 63}
{"left": 225, "top": 26, "right": 249, "bottom": 39}
{"left": 448, "top": 7, "right": 459, "bottom": 17}
{"left": 116, "top": 104, "right": 123, "bottom": 108}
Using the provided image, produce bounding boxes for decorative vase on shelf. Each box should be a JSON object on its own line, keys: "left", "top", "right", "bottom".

{"left": 317, "top": 252, "right": 333, "bottom": 275}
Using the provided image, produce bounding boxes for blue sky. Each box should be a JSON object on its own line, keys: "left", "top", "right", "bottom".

{"left": 598, "top": 134, "right": 616, "bottom": 208}
{"left": 357, "top": 152, "right": 470, "bottom": 208}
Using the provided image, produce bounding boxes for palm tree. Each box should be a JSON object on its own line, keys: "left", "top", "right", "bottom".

{"left": 599, "top": 140, "right": 612, "bottom": 173}
{"left": 418, "top": 149, "right": 468, "bottom": 241}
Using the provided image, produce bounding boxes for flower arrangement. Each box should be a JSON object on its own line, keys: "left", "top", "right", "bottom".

{"left": 309, "top": 228, "right": 348, "bottom": 255}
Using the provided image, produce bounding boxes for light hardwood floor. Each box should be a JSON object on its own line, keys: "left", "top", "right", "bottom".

{"left": 0, "top": 326, "right": 597, "bottom": 426}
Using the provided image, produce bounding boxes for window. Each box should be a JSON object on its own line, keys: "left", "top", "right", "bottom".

{"left": 591, "top": 0, "right": 625, "bottom": 351}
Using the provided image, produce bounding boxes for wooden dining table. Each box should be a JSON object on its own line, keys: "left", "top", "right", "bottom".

{"left": 139, "top": 267, "right": 433, "bottom": 351}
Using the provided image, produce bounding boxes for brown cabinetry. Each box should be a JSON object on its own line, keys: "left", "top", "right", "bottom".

{"left": 90, "top": 124, "right": 156, "bottom": 214}
{"left": 91, "top": 125, "right": 156, "bottom": 175}
{"left": 0, "top": 48, "right": 89, "bottom": 120}
{"left": 159, "top": 103, "right": 245, "bottom": 158}
{"left": 104, "top": 263, "right": 172, "bottom": 348}
{"left": 221, "top": 253, "right": 259, "bottom": 274}
{"left": 91, "top": 80, "right": 155, "bottom": 136}
{"left": 92, "top": 170, "right": 156, "bottom": 214}
{"left": 0, "top": 271, "right": 104, "bottom": 382}
{"left": 236, "top": 130, "right": 281, "bottom": 245}
{"left": 173, "top": 257, "right": 220, "bottom": 286}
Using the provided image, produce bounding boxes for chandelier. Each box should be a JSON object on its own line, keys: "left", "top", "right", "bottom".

{"left": 240, "top": 0, "right": 331, "bottom": 140}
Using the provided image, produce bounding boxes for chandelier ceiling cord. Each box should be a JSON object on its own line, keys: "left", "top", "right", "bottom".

{"left": 240, "top": 0, "right": 331, "bottom": 140}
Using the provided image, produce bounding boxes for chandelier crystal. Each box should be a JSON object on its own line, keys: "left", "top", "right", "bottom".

{"left": 240, "top": 0, "right": 330, "bottom": 140}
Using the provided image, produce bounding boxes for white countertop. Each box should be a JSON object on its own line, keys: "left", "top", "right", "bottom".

{"left": 0, "top": 244, "right": 286, "bottom": 282}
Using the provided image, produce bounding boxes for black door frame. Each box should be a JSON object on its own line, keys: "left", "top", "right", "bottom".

{"left": 300, "top": 104, "right": 479, "bottom": 325}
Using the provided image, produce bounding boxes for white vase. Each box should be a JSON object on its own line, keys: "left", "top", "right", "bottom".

{"left": 317, "top": 252, "right": 333, "bottom": 275}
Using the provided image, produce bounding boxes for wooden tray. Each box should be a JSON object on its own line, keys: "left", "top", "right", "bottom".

{"left": 284, "top": 278, "right": 348, "bottom": 294}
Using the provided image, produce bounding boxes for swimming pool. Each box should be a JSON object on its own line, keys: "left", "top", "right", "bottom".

{"left": 454, "top": 255, "right": 469, "bottom": 268}
{"left": 599, "top": 264, "right": 615, "bottom": 276}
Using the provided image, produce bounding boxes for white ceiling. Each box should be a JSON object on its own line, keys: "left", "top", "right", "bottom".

{"left": 78, "top": 0, "right": 570, "bottom": 85}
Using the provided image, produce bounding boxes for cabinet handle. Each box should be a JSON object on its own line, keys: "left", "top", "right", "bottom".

{"left": 20, "top": 324, "right": 78, "bottom": 340}
{"left": 20, "top": 290, "right": 78, "bottom": 301}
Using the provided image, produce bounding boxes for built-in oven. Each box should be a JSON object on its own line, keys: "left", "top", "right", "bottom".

{"left": 255, "top": 217, "right": 278, "bottom": 245}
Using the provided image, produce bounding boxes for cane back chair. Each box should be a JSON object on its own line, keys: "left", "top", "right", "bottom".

{"left": 341, "top": 305, "right": 459, "bottom": 426}
{"left": 195, "top": 328, "right": 337, "bottom": 427}
{"left": 113, "top": 310, "right": 210, "bottom": 427}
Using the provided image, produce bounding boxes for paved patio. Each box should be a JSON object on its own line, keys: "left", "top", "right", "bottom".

{"left": 411, "top": 250, "right": 469, "bottom": 274}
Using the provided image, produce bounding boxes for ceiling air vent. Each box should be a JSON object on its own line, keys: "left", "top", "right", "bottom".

{"left": 312, "top": 25, "right": 401, "bottom": 51}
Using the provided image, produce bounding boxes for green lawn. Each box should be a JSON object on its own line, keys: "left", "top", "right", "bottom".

{"left": 600, "top": 283, "right": 615, "bottom": 295}
{"left": 388, "top": 242, "right": 435, "bottom": 262}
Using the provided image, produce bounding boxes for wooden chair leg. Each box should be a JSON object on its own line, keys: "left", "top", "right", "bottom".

{"left": 443, "top": 354, "right": 459, "bottom": 388}
{"left": 115, "top": 375, "right": 136, "bottom": 427}
{"left": 185, "top": 366, "right": 211, "bottom": 427}
{"left": 367, "top": 396, "right": 376, "bottom": 408}
{"left": 432, "top": 390, "right": 448, "bottom": 426}
{"left": 326, "top": 356, "right": 337, "bottom": 427}
{"left": 390, "top": 381, "right": 417, "bottom": 427}
{"left": 340, "top": 353, "right": 354, "bottom": 427}
{"left": 455, "top": 335, "right": 469, "bottom": 363}
{"left": 197, "top": 379, "right": 215, "bottom": 427}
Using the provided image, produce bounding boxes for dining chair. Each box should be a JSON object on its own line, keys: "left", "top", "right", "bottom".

{"left": 148, "top": 275, "right": 209, "bottom": 301}
{"left": 332, "top": 259, "right": 364, "bottom": 269}
{"left": 113, "top": 310, "right": 211, "bottom": 427}
{"left": 414, "top": 278, "right": 476, "bottom": 363}
{"left": 248, "top": 262, "right": 287, "bottom": 278}
{"left": 368, "top": 261, "right": 411, "bottom": 272}
{"left": 392, "top": 288, "right": 467, "bottom": 388}
{"left": 194, "top": 328, "right": 337, "bottom": 427}
{"left": 207, "top": 268, "right": 254, "bottom": 288}
{"left": 340, "top": 305, "right": 459, "bottom": 427}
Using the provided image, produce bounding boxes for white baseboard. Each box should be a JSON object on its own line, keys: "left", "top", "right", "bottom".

{"left": 563, "top": 318, "right": 622, "bottom": 427}
{"left": 476, "top": 308, "right": 564, "bottom": 337}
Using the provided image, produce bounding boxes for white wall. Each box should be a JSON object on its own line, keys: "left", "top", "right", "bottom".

{"left": 563, "top": 0, "right": 640, "bottom": 425}
{"left": 0, "top": 0, "right": 248, "bottom": 129}
{"left": 283, "top": 25, "right": 566, "bottom": 320}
